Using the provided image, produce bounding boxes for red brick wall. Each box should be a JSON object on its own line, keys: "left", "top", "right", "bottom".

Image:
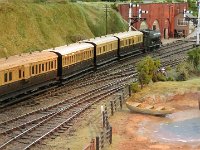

{"left": 118, "top": 3, "right": 188, "bottom": 38}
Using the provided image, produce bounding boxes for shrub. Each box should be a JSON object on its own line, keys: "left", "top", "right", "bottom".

{"left": 157, "top": 72, "right": 166, "bottom": 81}
{"left": 131, "top": 82, "right": 140, "bottom": 93}
{"left": 176, "top": 62, "right": 189, "bottom": 81}
{"left": 167, "top": 76, "right": 174, "bottom": 81}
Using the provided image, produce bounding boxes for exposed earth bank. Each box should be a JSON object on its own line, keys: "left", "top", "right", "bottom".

{"left": 107, "top": 78, "right": 200, "bottom": 150}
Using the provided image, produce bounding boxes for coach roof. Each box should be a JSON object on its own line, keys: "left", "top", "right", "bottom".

{"left": 0, "top": 51, "right": 57, "bottom": 71}
{"left": 114, "top": 31, "right": 143, "bottom": 39}
{"left": 84, "top": 36, "right": 118, "bottom": 45}
{"left": 48, "top": 43, "right": 94, "bottom": 56}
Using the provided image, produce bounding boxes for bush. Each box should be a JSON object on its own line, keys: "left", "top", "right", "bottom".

{"left": 157, "top": 72, "right": 166, "bottom": 81}
{"left": 177, "top": 72, "right": 188, "bottom": 81}
{"left": 167, "top": 76, "right": 174, "bottom": 81}
{"left": 176, "top": 62, "right": 189, "bottom": 81}
{"left": 131, "top": 82, "right": 140, "bottom": 93}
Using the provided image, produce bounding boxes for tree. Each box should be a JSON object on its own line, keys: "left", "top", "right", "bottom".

{"left": 136, "top": 56, "right": 161, "bottom": 88}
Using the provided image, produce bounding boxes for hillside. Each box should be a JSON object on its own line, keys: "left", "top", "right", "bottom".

{"left": 0, "top": 1, "right": 128, "bottom": 58}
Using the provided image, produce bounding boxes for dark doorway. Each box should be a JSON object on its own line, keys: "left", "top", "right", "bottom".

{"left": 153, "top": 25, "right": 156, "bottom": 30}
{"left": 164, "top": 28, "right": 168, "bottom": 39}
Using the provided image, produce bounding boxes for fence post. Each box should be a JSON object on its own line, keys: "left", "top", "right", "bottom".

{"left": 119, "top": 95, "right": 123, "bottom": 109}
{"left": 100, "top": 131, "right": 104, "bottom": 149}
{"left": 114, "top": 99, "right": 117, "bottom": 111}
{"left": 91, "top": 139, "right": 95, "bottom": 150}
{"left": 96, "top": 136, "right": 100, "bottom": 150}
{"left": 102, "top": 111, "right": 105, "bottom": 128}
{"left": 109, "top": 126, "right": 112, "bottom": 144}
{"left": 110, "top": 101, "right": 114, "bottom": 116}
{"left": 129, "top": 84, "right": 132, "bottom": 97}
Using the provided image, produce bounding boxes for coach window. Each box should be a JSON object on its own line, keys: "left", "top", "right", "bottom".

{"left": 71, "top": 56, "right": 73, "bottom": 63}
{"left": 49, "top": 62, "right": 51, "bottom": 70}
{"left": 103, "top": 46, "right": 106, "bottom": 53}
{"left": 66, "top": 57, "right": 68, "bottom": 65}
{"left": 9, "top": 72, "right": 12, "bottom": 81}
{"left": 19, "top": 69, "right": 22, "bottom": 78}
{"left": 36, "top": 65, "right": 38, "bottom": 74}
{"left": 120, "top": 40, "right": 124, "bottom": 47}
{"left": 4, "top": 73, "right": 8, "bottom": 82}
{"left": 69, "top": 56, "right": 71, "bottom": 64}
{"left": 129, "top": 39, "right": 132, "bottom": 45}
{"left": 51, "top": 61, "right": 53, "bottom": 69}
{"left": 39, "top": 64, "right": 41, "bottom": 73}
{"left": 76, "top": 54, "right": 79, "bottom": 62}
{"left": 42, "top": 64, "right": 44, "bottom": 72}
{"left": 32, "top": 66, "right": 34, "bottom": 74}
{"left": 45, "top": 62, "right": 48, "bottom": 71}
{"left": 54, "top": 60, "right": 56, "bottom": 68}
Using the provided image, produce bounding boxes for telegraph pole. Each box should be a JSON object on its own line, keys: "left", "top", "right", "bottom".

{"left": 106, "top": 4, "right": 108, "bottom": 35}
{"left": 197, "top": 0, "right": 200, "bottom": 45}
{"left": 103, "top": 4, "right": 110, "bottom": 35}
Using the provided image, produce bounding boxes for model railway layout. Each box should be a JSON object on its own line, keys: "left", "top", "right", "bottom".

{"left": 0, "top": 29, "right": 161, "bottom": 105}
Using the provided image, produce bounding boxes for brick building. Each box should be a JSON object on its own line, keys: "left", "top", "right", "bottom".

{"left": 118, "top": 3, "right": 189, "bottom": 38}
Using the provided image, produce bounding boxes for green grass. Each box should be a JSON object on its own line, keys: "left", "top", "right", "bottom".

{"left": 0, "top": 1, "right": 128, "bottom": 58}
{"left": 129, "top": 78, "right": 200, "bottom": 103}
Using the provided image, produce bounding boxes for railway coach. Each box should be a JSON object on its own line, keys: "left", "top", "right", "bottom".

{"left": 114, "top": 31, "right": 143, "bottom": 57}
{"left": 0, "top": 30, "right": 161, "bottom": 105}
{"left": 0, "top": 51, "right": 58, "bottom": 103}
{"left": 48, "top": 43, "right": 94, "bottom": 80}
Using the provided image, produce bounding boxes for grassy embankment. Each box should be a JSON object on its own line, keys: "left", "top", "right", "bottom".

{"left": 0, "top": 1, "right": 128, "bottom": 58}
{"left": 129, "top": 78, "right": 200, "bottom": 103}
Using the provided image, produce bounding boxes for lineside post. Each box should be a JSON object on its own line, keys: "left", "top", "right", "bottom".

{"left": 96, "top": 136, "right": 100, "bottom": 150}
{"left": 197, "top": 1, "right": 200, "bottom": 45}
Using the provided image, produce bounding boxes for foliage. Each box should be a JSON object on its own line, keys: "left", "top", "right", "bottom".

{"left": 188, "top": 0, "right": 197, "bottom": 16}
{"left": 136, "top": 56, "right": 161, "bottom": 88}
{"left": 0, "top": 2, "right": 127, "bottom": 58}
{"left": 130, "top": 82, "right": 140, "bottom": 93}
{"left": 110, "top": 3, "right": 118, "bottom": 12}
{"left": 157, "top": 72, "right": 166, "bottom": 81}
{"left": 187, "top": 48, "right": 200, "bottom": 70}
{"left": 176, "top": 62, "right": 190, "bottom": 81}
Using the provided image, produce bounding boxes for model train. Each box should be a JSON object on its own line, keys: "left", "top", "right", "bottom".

{"left": 0, "top": 29, "right": 161, "bottom": 103}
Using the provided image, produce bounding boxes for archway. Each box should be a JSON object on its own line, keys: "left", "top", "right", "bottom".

{"left": 139, "top": 21, "right": 148, "bottom": 30}
{"left": 152, "top": 20, "right": 160, "bottom": 31}
{"left": 163, "top": 19, "right": 170, "bottom": 39}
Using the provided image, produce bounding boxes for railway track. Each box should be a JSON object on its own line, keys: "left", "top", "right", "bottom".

{"left": 0, "top": 40, "right": 194, "bottom": 112}
{"left": 0, "top": 38, "right": 196, "bottom": 150}
{"left": 0, "top": 85, "right": 125, "bottom": 150}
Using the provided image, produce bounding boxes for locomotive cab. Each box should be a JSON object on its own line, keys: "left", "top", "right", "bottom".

{"left": 140, "top": 29, "right": 161, "bottom": 52}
